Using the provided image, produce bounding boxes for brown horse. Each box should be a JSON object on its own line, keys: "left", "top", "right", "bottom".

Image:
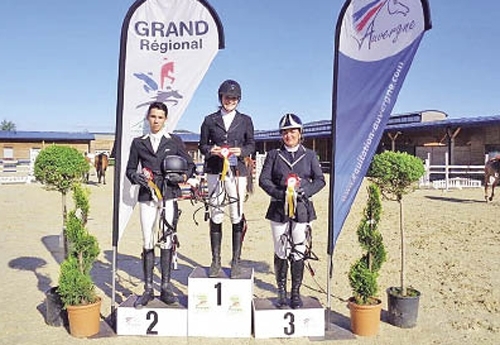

{"left": 95, "top": 153, "right": 109, "bottom": 185}
{"left": 484, "top": 158, "right": 500, "bottom": 201}
{"left": 244, "top": 157, "right": 255, "bottom": 199}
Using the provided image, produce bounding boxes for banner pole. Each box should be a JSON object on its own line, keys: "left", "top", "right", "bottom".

{"left": 111, "top": 246, "right": 117, "bottom": 314}
{"left": 326, "top": 253, "right": 333, "bottom": 329}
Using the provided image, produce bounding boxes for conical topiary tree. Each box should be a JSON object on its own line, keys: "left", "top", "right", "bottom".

{"left": 58, "top": 183, "right": 100, "bottom": 307}
{"left": 349, "top": 183, "right": 387, "bottom": 305}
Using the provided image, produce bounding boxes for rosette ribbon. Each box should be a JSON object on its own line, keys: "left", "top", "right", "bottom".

{"left": 284, "top": 173, "right": 300, "bottom": 218}
{"left": 142, "top": 167, "right": 163, "bottom": 202}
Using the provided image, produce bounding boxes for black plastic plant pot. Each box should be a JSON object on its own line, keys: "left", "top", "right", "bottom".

{"left": 386, "top": 287, "right": 421, "bottom": 328}
{"left": 45, "top": 287, "right": 68, "bottom": 327}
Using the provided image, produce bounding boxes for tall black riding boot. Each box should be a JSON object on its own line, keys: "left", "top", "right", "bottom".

{"left": 230, "top": 220, "right": 243, "bottom": 279}
{"left": 290, "top": 259, "right": 304, "bottom": 309}
{"left": 160, "top": 248, "right": 178, "bottom": 305}
{"left": 274, "top": 254, "right": 288, "bottom": 308}
{"left": 209, "top": 222, "right": 222, "bottom": 277}
{"left": 134, "top": 248, "right": 155, "bottom": 308}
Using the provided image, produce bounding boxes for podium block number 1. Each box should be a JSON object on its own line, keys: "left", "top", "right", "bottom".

{"left": 214, "top": 282, "right": 222, "bottom": 306}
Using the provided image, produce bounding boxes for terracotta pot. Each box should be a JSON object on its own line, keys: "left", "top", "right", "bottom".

{"left": 348, "top": 297, "right": 382, "bottom": 336}
{"left": 66, "top": 298, "right": 101, "bottom": 338}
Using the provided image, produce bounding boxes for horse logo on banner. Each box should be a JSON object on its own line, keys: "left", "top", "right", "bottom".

{"left": 134, "top": 58, "right": 184, "bottom": 109}
{"left": 345, "top": 0, "right": 419, "bottom": 60}
{"left": 353, "top": 0, "right": 410, "bottom": 33}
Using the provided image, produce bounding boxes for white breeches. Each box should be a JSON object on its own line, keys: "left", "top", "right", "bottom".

{"left": 271, "top": 220, "right": 307, "bottom": 261}
{"left": 206, "top": 174, "right": 246, "bottom": 224}
{"left": 139, "top": 199, "right": 176, "bottom": 250}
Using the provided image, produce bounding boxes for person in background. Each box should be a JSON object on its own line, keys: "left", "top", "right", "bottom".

{"left": 126, "top": 101, "right": 196, "bottom": 308}
{"left": 259, "top": 113, "right": 325, "bottom": 308}
{"left": 198, "top": 79, "right": 255, "bottom": 279}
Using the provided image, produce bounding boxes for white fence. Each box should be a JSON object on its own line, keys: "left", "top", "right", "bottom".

{"left": 0, "top": 159, "right": 35, "bottom": 184}
{"left": 419, "top": 152, "right": 485, "bottom": 190}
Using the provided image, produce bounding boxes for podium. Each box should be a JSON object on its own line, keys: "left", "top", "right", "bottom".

{"left": 253, "top": 296, "right": 325, "bottom": 338}
{"left": 116, "top": 295, "right": 188, "bottom": 336}
{"left": 116, "top": 265, "right": 325, "bottom": 338}
{"left": 187, "top": 266, "right": 254, "bottom": 338}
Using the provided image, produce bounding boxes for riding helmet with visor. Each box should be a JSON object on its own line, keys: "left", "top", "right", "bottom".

{"left": 279, "top": 113, "right": 303, "bottom": 133}
{"left": 218, "top": 79, "right": 241, "bottom": 102}
{"left": 161, "top": 155, "right": 188, "bottom": 175}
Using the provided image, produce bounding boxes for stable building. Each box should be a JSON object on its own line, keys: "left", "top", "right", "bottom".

{"left": 0, "top": 131, "right": 95, "bottom": 163}
{"left": 254, "top": 110, "right": 500, "bottom": 166}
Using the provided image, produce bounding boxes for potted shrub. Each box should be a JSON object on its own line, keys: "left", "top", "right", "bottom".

{"left": 348, "top": 183, "right": 387, "bottom": 336}
{"left": 57, "top": 183, "right": 101, "bottom": 338}
{"left": 34, "top": 145, "right": 90, "bottom": 258}
{"left": 368, "top": 151, "right": 425, "bottom": 328}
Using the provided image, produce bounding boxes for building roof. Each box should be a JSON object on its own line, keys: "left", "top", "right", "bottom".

{"left": 0, "top": 131, "right": 95, "bottom": 141}
{"left": 254, "top": 114, "right": 500, "bottom": 141}
{"left": 385, "top": 114, "right": 500, "bottom": 132}
{"left": 175, "top": 132, "right": 200, "bottom": 143}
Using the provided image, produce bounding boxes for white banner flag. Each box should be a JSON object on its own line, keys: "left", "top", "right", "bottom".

{"left": 113, "top": 0, "right": 224, "bottom": 246}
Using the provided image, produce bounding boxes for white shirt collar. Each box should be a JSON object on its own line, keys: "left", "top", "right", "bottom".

{"left": 284, "top": 144, "right": 300, "bottom": 153}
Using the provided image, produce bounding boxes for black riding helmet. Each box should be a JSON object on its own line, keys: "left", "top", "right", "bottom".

{"left": 218, "top": 79, "right": 241, "bottom": 103}
{"left": 161, "top": 155, "right": 188, "bottom": 175}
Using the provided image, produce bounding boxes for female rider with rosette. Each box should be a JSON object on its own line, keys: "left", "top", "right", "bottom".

{"left": 198, "top": 79, "right": 255, "bottom": 279}
{"left": 259, "top": 113, "right": 325, "bottom": 309}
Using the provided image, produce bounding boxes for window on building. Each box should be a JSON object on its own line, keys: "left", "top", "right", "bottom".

{"left": 3, "top": 147, "right": 13, "bottom": 159}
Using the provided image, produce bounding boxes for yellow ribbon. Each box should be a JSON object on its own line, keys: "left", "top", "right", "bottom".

{"left": 221, "top": 156, "right": 230, "bottom": 181}
{"left": 285, "top": 186, "right": 296, "bottom": 218}
{"left": 148, "top": 180, "right": 163, "bottom": 202}
{"left": 219, "top": 147, "right": 231, "bottom": 181}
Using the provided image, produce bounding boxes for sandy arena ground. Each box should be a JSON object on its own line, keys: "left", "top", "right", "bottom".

{"left": 1, "top": 167, "right": 499, "bottom": 344}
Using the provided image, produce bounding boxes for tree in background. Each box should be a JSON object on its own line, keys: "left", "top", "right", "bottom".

{"left": 1, "top": 120, "right": 16, "bottom": 131}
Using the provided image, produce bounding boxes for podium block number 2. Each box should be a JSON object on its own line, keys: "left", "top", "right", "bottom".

{"left": 284, "top": 312, "right": 295, "bottom": 336}
{"left": 146, "top": 310, "right": 159, "bottom": 335}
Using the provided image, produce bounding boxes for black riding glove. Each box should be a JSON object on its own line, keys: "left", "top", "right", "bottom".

{"left": 165, "top": 172, "right": 185, "bottom": 185}
{"left": 296, "top": 187, "right": 307, "bottom": 201}
{"left": 131, "top": 172, "right": 149, "bottom": 188}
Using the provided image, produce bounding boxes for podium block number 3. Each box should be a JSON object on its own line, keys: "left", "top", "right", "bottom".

{"left": 284, "top": 312, "right": 295, "bottom": 336}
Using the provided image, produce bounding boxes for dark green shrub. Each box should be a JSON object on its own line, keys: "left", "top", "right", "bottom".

{"left": 349, "top": 184, "right": 386, "bottom": 305}
{"left": 368, "top": 151, "right": 425, "bottom": 202}
{"left": 34, "top": 145, "right": 89, "bottom": 194}
{"left": 57, "top": 184, "right": 99, "bottom": 307}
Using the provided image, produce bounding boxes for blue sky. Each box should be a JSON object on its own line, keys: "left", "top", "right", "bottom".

{"left": 1, "top": 1, "right": 498, "bottom": 133}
